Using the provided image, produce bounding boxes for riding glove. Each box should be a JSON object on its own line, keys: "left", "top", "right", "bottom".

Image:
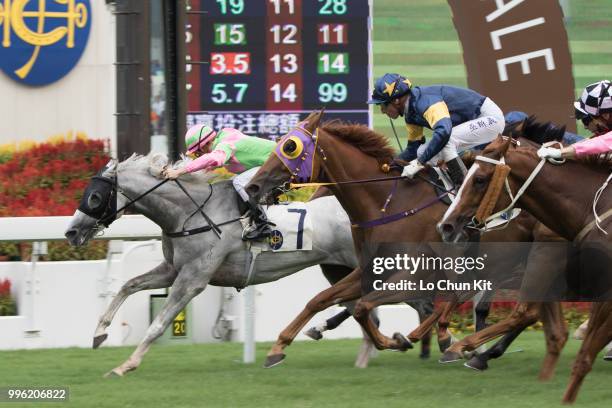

{"left": 536, "top": 147, "right": 562, "bottom": 159}
{"left": 401, "top": 159, "right": 425, "bottom": 178}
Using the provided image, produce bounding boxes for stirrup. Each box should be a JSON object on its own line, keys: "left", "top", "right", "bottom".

{"left": 242, "top": 223, "right": 273, "bottom": 241}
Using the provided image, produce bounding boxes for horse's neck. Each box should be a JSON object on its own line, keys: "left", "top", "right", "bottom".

{"left": 121, "top": 177, "right": 237, "bottom": 233}
{"left": 321, "top": 137, "right": 438, "bottom": 227}
{"left": 509, "top": 153, "right": 606, "bottom": 241}
{"left": 321, "top": 137, "right": 395, "bottom": 222}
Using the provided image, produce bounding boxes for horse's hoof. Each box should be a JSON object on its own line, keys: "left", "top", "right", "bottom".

{"left": 419, "top": 350, "right": 431, "bottom": 360}
{"left": 393, "top": 332, "right": 413, "bottom": 351}
{"left": 103, "top": 369, "right": 123, "bottom": 378}
{"left": 263, "top": 354, "right": 286, "bottom": 368}
{"left": 93, "top": 334, "right": 108, "bottom": 349}
{"left": 304, "top": 327, "right": 323, "bottom": 341}
{"left": 465, "top": 355, "right": 488, "bottom": 371}
{"left": 604, "top": 350, "right": 612, "bottom": 361}
{"left": 463, "top": 350, "right": 477, "bottom": 360}
{"left": 438, "top": 336, "right": 452, "bottom": 353}
{"left": 439, "top": 350, "right": 463, "bottom": 364}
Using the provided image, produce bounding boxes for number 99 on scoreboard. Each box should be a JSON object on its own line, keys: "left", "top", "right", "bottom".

{"left": 186, "top": 0, "right": 372, "bottom": 139}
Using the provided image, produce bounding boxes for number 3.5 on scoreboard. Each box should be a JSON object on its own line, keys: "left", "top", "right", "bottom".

{"left": 210, "top": 53, "right": 251, "bottom": 75}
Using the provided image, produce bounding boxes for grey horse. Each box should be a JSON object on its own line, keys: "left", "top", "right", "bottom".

{"left": 64, "top": 154, "right": 377, "bottom": 376}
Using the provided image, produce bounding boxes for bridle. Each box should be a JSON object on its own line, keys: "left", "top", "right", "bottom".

{"left": 80, "top": 170, "right": 242, "bottom": 239}
{"left": 467, "top": 139, "right": 563, "bottom": 231}
{"left": 274, "top": 123, "right": 327, "bottom": 185}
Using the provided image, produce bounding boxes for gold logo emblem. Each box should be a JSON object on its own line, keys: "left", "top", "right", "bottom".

{"left": 0, "top": 0, "right": 88, "bottom": 79}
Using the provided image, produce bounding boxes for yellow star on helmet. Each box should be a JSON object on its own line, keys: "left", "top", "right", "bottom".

{"left": 403, "top": 78, "right": 412, "bottom": 88}
{"left": 383, "top": 81, "right": 395, "bottom": 96}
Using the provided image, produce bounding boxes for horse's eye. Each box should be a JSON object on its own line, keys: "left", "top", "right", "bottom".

{"left": 87, "top": 192, "right": 102, "bottom": 210}
{"left": 283, "top": 140, "right": 297, "bottom": 154}
{"left": 474, "top": 176, "right": 487, "bottom": 186}
{"left": 280, "top": 137, "right": 304, "bottom": 159}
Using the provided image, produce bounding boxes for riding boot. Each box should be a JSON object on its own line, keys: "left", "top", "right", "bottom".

{"left": 446, "top": 157, "right": 467, "bottom": 191}
{"left": 242, "top": 202, "right": 274, "bottom": 240}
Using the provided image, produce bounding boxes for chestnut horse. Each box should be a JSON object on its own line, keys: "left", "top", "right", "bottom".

{"left": 439, "top": 133, "right": 612, "bottom": 403}
{"left": 245, "top": 111, "right": 539, "bottom": 368}
{"left": 438, "top": 118, "right": 572, "bottom": 374}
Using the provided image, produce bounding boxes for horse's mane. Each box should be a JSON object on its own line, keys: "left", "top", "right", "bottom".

{"left": 118, "top": 153, "right": 224, "bottom": 184}
{"left": 504, "top": 115, "right": 565, "bottom": 145}
{"left": 321, "top": 120, "right": 395, "bottom": 160}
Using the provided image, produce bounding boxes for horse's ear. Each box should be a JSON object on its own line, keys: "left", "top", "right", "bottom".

{"left": 305, "top": 108, "right": 325, "bottom": 133}
{"left": 558, "top": 125, "right": 567, "bottom": 141}
{"left": 101, "top": 158, "right": 118, "bottom": 176}
{"left": 499, "top": 134, "right": 512, "bottom": 155}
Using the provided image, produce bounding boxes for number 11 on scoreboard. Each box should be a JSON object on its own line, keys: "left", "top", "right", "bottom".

{"left": 269, "top": 0, "right": 295, "bottom": 14}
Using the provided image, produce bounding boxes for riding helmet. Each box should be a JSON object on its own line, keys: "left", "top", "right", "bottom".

{"left": 367, "top": 73, "right": 413, "bottom": 105}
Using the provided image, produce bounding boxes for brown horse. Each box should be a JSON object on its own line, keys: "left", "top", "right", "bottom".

{"left": 438, "top": 133, "right": 612, "bottom": 403}
{"left": 245, "top": 111, "right": 539, "bottom": 368}
{"left": 438, "top": 119, "right": 572, "bottom": 375}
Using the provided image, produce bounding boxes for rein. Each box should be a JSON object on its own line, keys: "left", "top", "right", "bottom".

{"left": 351, "top": 193, "right": 448, "bottom": 229}
{"left": 283, "top": 125, "right": 449, "bottom": 229}
{"left": 289, "top": 174, "right": 405, "bottom": 189}
{"left": 97, "top": 177, "right": 171, "bottom": 227}
{"left": 95, "top": 175, "right": 241, "bottom": 239}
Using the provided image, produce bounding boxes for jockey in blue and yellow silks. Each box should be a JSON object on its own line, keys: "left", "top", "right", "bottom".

{"left": 368, "top": 73, "right": 506, "bottom": 189}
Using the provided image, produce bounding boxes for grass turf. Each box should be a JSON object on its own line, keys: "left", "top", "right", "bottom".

{"left": 0, "top": 332, "right": 610, "bottom": 407}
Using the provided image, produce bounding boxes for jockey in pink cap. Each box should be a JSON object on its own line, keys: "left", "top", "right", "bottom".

{"left": 163, "top": 124, "right": 277, "bottom": 240}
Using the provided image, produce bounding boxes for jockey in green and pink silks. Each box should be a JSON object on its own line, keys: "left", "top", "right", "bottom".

{"left": 163, "top": 124, "right": 276, "bottom": 240}
{"left": 183, "top": 126, "right": 275, "bottom": 174}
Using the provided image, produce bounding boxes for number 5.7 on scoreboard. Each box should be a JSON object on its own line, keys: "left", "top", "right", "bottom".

{"left": 211, "top": 83, "right": 249, "bottom": 104}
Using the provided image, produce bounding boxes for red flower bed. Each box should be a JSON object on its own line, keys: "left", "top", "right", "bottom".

{"left": 0, "top": 139, "right": 110, "bottom": 216}
{"left": 0, "top": 278, "right": 10, "bottom": 297}
{"left": 449, "top": 300, "right": 591, "bottom": 332}
{"left": 0, "top": 278, "right": 16, "bottom": 315}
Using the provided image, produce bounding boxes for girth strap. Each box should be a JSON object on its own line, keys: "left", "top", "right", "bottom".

{"left": 575, "top": 208, "right": 612, "bottom": 243}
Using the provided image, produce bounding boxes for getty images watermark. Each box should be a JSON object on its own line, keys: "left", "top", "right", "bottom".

{"left": 371, "top": 253, "right": 492, "bottom": 292}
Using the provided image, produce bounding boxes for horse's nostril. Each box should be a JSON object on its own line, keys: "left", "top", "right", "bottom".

{"left": 441, "top": 223, "right": 455, "bottom": 236}
{"left": 246, "top": 184, "right": 260, "bottom": 197}
{"left": 65, "top": 228, "right": 78, "bottom": 240}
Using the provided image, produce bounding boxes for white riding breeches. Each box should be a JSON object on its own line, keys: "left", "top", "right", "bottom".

{"left": 233, "top": 167, "right": 260, "bottom": 202}
{"left": 417, "top": 97, "right": 505, "bottom": 165}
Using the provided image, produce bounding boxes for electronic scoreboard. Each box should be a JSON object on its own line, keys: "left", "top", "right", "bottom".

{"left": 185, "top": 0, "right": 372, "bottom": 139}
